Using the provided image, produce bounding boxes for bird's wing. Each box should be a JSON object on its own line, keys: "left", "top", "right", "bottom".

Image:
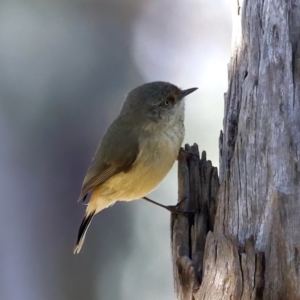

{"left": 78, "top": 118, "right": 140, "bottom": 201}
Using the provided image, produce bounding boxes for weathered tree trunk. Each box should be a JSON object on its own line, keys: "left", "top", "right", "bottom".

{"left": 171, "top": 1, "right": 300, "bottom": 299}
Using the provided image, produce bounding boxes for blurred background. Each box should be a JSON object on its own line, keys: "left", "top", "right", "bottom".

{"left": 0, "top": 0, "right": 231, "bottom": 299}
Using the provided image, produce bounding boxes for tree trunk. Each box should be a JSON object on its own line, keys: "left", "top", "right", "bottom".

{"left": 171, "top": 1, "right": 300, "bottom": 299}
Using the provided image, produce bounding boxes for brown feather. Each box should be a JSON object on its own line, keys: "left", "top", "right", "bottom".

{"left": 78, "top": 116, "right": 140, "bottom": 202}
{"left": 78, "top": 166, "right": 118, "bottom": 201}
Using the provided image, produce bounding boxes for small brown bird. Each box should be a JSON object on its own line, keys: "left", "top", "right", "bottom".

{"left": 74, "top": 81, "right": 197, "bottom": 253}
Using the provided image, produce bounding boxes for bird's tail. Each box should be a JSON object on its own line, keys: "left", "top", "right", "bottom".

{"left": 74, "top": 210, "right": 95, "bottom": 254}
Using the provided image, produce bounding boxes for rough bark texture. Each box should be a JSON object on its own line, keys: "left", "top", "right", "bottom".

{"left": 171, "top": 1, "right": 300, "bottom": 299}
{"left": 171, "top": 145, "right": 220, "bottom": 300}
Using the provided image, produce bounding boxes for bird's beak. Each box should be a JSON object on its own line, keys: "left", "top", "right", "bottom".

{"left": 181, "top": 87, "right": 198, "bottom": 98}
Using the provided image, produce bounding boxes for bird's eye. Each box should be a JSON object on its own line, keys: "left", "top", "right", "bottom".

{"left": 163, "top": 95, "right": 174, "bottom": 106}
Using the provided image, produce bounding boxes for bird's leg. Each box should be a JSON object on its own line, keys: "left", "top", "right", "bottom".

{"left": 142, "top": 196, "right": 195, "bottom": 214}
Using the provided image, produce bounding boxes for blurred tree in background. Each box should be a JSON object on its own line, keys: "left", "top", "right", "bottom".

{"left": 0, "top": 0, "right": 230, "bottom": 299}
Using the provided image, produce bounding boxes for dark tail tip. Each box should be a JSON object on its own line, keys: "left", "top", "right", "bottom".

{"left": 74, "top": 212, "right": 95, "bottom": 254}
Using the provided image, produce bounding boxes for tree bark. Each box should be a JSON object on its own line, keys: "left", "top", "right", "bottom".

{"left": 171, "top": 1, "right": 300, "bottom": 299}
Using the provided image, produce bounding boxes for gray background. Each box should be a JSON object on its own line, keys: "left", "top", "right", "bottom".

{"left": 0, "top": 0, "right": 231, "bottom": 299}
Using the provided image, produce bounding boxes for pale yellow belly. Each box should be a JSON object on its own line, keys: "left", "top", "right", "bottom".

{"left": 100, "top": 149, "right": 176, "bottom": 201}
{"left": 97, "top": 134, "right": 181, "bottom": 202}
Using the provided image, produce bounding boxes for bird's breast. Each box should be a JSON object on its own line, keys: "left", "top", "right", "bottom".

{"left": 99, "top": 124, "right": 184, "bottom": 201}
{"left": 130, "top": 124, "right": 184, "bottom": 188}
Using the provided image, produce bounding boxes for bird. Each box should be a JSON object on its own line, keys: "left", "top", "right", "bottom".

{"left": 74, "top": 81, "right": 197, "bottom": 253}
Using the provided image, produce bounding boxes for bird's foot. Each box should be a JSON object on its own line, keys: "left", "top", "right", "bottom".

{"left": 177, "top": 148, "right": 199, "bottom": 161}
{"left": 142, "top": 196, "right": 195, "bottom": 214}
